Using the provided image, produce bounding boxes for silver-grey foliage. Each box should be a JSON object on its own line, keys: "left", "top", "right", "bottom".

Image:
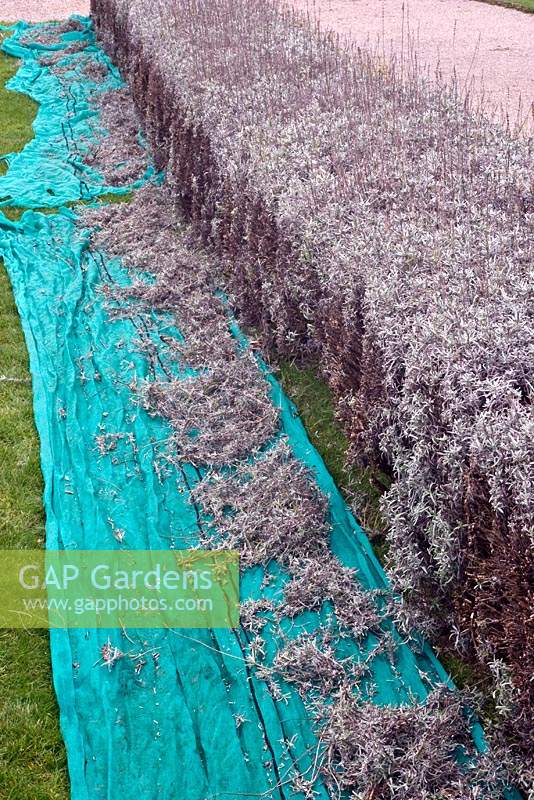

{"left": 90, "top": 0, "right": 534, "bottom": 764}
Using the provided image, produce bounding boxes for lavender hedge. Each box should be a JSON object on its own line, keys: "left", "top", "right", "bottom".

{"left": 84, "top": 183, "right": 511, "bottom": 800}
{"left": 90, "top": 0, "right": 534, "bottom": 767}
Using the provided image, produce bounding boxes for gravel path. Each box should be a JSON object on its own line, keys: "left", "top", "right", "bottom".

{"left": 1, "top": 0, "right": 89, "bottom": 21}
{"left": 287, "top": 0, "right": 534, "bottom": 131}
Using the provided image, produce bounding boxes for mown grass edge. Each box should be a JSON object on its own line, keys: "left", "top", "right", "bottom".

{"left": 0, "top": 29, "right": 70, "bottom": 800}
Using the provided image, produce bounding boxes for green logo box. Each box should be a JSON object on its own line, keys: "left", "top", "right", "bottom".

{"left": 0, "top": 550, "right": 239, "bottom": 629}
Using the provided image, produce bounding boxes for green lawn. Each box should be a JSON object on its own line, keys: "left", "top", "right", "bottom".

{"left": 0, "top": 30, "right": 37, "bottom": 176}
{"left": 0, "top": 29, "right": 70, "bottom": 799}
{"left": 476, "top": 0, "right": 534, "bottom": 11}
{"left": 277, "top": 361, "right": 391, "bottom": 562}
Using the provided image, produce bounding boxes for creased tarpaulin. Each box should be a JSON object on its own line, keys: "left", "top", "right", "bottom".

{"left": 0, "top": 16, "right": 150, "bottom": 208}
{"left": 0, "top": 18, "right": 518, "bottom": 800}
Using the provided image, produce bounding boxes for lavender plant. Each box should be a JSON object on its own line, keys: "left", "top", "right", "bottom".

{"left": 315, "top": 685, "right": 507, "bottom": 800}
{"left": 282, "top": 557, "right": 381, "bottom": 640}
{"left": 84, "top": 88, "right": 147, "bottom": 185}
{"left": 272, "top": 634, "right": 349, "bottom": 697}
{"left": 79, "top": 183, "right": 516, "bottom": 800}
{"left": 90, "top": 0, "right": 534, "bottom": 764}
{"left": 138, "top": 356, "right": 279, "bottom": 467}
{"left": 191, "top": 440, "right": 330, "bottom": 565}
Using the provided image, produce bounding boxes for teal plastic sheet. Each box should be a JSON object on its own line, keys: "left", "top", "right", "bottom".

{"left": 0, "top": 17, "right": 147, "bottom": 208}
{"left": 0, "top": 18, "right": 513, "bottom": 800}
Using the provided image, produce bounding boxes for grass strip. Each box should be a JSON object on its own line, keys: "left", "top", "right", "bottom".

{"left": 277, "top": 361, "right": 390, "bottom": 563}
{"left": 0, "top": 29, "right": 70, "bottom": 799}
{"left": 0, "top": 29, "right": 37, "bottom": 175}
{"left": 474, "top": 0, "right": 534, "bottom": 12}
